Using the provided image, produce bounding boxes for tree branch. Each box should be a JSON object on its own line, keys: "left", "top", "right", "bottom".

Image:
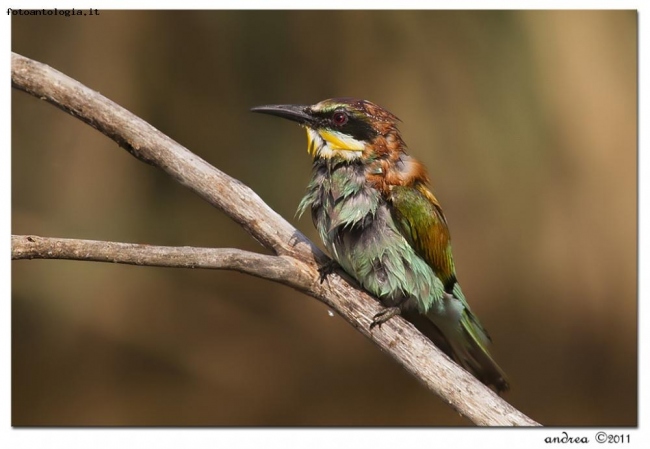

{"left": 11, "top": 235, "right": 303, "bottom": 285}
{"left": 11, "top": 52, "right": 540, "bottom": 426}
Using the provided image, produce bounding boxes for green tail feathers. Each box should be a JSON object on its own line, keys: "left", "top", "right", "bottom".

{"left": 418, "top": 305, "right": 509, "bottom": 393}
{"left": 452, "top": 310, "right": 509, "bottom": 392}
{"left": 401, "top": 282, "right": 509, "bottom": 392}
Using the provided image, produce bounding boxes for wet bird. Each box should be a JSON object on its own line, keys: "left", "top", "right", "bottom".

{"left": 251, "top": 98, "right": 509, "bottom": 392}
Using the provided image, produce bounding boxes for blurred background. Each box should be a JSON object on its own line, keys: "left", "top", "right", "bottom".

{"left": 11, "top": 10, "right": 636, "bottom": 426}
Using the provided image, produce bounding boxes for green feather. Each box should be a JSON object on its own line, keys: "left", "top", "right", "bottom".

{"left": 390, "top": 184, "right": 456, "bottom": 288}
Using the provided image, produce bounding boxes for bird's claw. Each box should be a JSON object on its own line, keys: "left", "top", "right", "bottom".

{"left": 370, "top": 306, "right": 402, "bottom": 330}
{"left": 318, "top": 259, "right": 340, "bottom": 284}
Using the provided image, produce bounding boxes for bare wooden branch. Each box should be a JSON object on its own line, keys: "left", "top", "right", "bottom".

{"left": 11, "top": 52, "right": 540, "bottom": 426}
{"left": 11, "top": 235, "right": 303, "bottom": 284}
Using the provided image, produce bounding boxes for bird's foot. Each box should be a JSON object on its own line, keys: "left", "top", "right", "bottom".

{"left": 370, "top": 306, "right": 402, "bottom": 330}
{"left": 318, "top": 259, "right": 340, "bottom": 284}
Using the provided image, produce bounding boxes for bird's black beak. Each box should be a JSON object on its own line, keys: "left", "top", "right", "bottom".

{"left": 250, "top": 104, "right": 315, "bottom": 126}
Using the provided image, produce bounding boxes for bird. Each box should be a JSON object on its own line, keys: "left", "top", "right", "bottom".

{"left": 251, "top": 97, "right": 509, "bottom": 392}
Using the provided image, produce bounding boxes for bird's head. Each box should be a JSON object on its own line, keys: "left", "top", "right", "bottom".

{"left": 251, "top": 98, "right": 405, "bottom": 161}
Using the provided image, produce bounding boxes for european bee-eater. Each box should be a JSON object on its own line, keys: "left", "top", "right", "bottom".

{"left": 251, "top": 98, "right": 509, "bottom": 392}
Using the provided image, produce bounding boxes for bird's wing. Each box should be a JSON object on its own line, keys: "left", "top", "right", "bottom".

{"left": 390, "top": 183, "right": 510, "bottom": 392}
{"left": 389, "top": 183, "right": 457, "bottom": 290}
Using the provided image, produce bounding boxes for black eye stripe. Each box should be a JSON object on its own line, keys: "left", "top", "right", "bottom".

{"left": 343, "top": 121, "right": 378, "bottom": 141}
{"left": 312, "top": 109, "right": 378, "bottom": 141}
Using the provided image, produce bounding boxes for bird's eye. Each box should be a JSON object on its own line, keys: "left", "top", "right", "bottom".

{"left": 332, "top": 111, "right": 348, "bottom": 126}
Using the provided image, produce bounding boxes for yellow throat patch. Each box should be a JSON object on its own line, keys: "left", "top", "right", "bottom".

{"left": 306, "top": 128, "right": 365, "bottom": 157}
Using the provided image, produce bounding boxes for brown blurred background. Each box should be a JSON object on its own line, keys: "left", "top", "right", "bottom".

{"left": 11, "top": 10, "right": 636, "bottom": 426}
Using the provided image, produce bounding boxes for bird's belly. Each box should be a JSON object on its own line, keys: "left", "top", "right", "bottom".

{"left": 317, "top": 204, "right": 444, "bottom": 313}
